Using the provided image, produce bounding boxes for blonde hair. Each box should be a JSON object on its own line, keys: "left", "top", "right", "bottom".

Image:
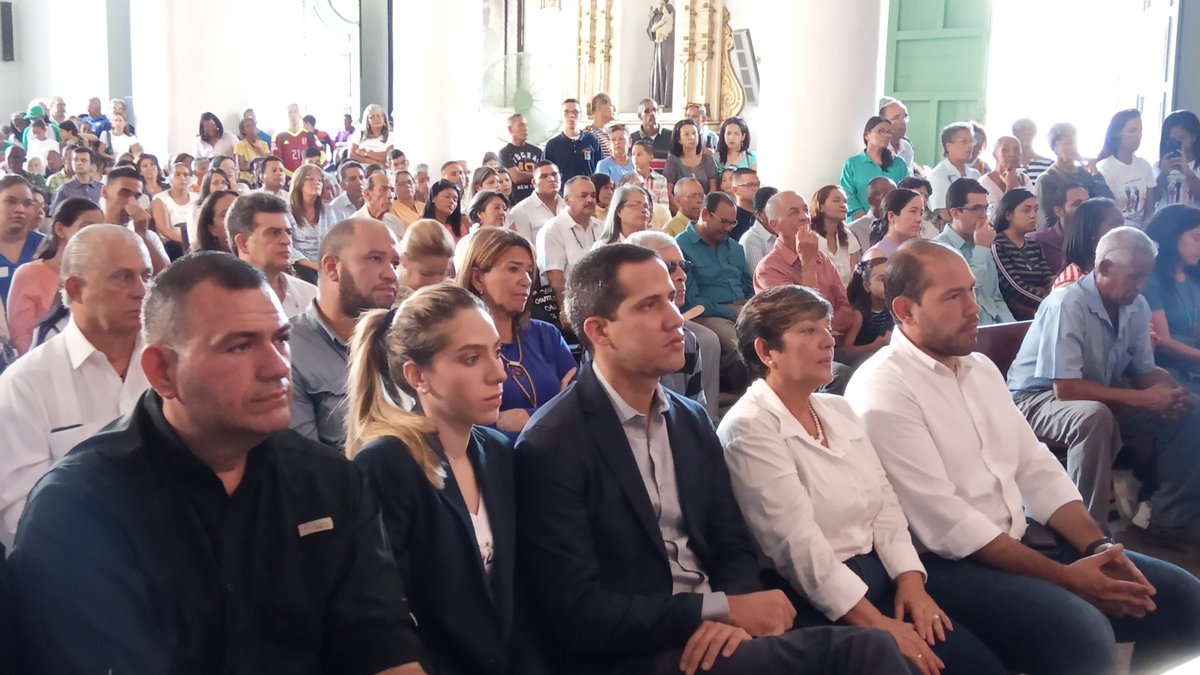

{"left": 344, "top": 283, "right": 487, "bottom": 486}
{"left": 455, "top": 227, "right": 536, "bottom": 335}
{"left": 359, "top": 103, "right": 389, "bottom": 143}
{"left": 401, "top": 218, "right": 455, "bottom": 260}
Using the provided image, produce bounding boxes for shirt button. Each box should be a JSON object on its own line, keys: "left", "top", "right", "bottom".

{"left": 225, "top": 581, "right": 236, "bottom": 592}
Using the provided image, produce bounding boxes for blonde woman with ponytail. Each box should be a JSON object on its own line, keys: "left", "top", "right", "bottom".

{"left": 346, "top": 283, "right": 541, "bottom": 674}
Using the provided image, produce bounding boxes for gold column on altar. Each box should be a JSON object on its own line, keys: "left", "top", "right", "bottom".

{"left": 574, "top": 0, "right": 742, "bottom": 121}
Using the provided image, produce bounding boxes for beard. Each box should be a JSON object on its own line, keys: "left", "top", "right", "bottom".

{"left": 920, "top": 322, "right": 977, "bottom": 359}
{"left": 337, "top": 266, "right": 391, "bottom": 316}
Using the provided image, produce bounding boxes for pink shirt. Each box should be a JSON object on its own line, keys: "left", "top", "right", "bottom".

{"left": 7, "top": 259, "right": 59, "bottom": 354}
{"left": 754, "top": 238, "right": 854, "bottom": 333}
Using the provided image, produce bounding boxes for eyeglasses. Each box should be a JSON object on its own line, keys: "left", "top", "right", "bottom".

{"left": 957, "top": 204, "right": 989, "bottom": 213}
{"left": 665, "top": 260, "right": 694, "bottom": 274}
{"left": 711, "top": 215, "right": 738, "bottom": 228}
{"left": 886, "top": 115, "right": 909, "bottom": 123}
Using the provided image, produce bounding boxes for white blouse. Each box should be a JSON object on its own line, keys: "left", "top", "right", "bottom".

{"left": 470, "top": 496, "right": 495, "bottom": 575}
{"left": 818, "top": 231, "right": 861, "bottom": 288}
{"left": 717, "top": 379, "right": 924, "bottom": 621}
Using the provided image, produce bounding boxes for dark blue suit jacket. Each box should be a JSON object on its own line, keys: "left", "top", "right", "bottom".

{"left": 514, "top": 363, "right": 761, "bottom": 672}
{"left": 355, "top": 427, "right": 537, "bottom": 675}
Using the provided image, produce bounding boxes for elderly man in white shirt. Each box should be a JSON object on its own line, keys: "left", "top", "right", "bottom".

{"left": 845, "top": 239, "right": 1200, "bottom": 675}
{"left": 506, "top": 161, "right": 565, "bottom": 246}
{"left": 719, "top": 285, "right": 1005, "bottom": 675}
{"left": 0, "top": 225, "right": 153, "bottom": 548}
{"left": 536, "top": 175, "right": 600, "bottom": 307}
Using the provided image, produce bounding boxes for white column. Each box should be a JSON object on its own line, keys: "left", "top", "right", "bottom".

{"left": 392, "top": 0, "right": 486, "bottom": 168}
{"left": 728, "top": 0, "right": 886, "bottom": 194}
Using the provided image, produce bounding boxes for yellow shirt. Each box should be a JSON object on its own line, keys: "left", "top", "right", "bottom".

{"left": 662, "top": 213, "right": 691, "bottom": 237}
{"left": 235, "top": 139, "right": 270, "bottom": 182}
{"left": 650, "top": 203, "right": 671, "bottom": 231}
{"left": 389, "top": 200, "right": 422, "bottom": 227}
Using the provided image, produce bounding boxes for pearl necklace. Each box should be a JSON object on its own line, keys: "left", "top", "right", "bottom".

{"left": 807, "top": 402, "right": 826, "bottom": 446}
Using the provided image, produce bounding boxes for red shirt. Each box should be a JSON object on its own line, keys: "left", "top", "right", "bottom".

{"left": 274, "top": 129, "right": 315, "bottom": 175}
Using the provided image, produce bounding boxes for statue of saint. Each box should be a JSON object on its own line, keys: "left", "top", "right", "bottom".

{"left": 648, "top": 0, "right": 675, "bottom": 110}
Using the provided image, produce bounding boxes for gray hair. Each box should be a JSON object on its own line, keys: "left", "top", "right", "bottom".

{"left": 226, "top": 192, "right": 289, "bottom": 254}
{"left": 672, "top": 177, "right": 702, "bottom": 197}
{"left": 60, "top": 224, "right": 145, "bottom": 307}
{"left": 626, "top": 229, "right": 678, "bottom": 252}
{"left": 1095, "top": 226, "right": 1158, "bottom": 269}
{"left": 763, "top": 190, "right": 795, "bottom": 222}
{"left": 1047, "top": 122, "right": 1076, "bottom": 152}
{"left": 600, "top": 184, "right": 653, "bottom": 245}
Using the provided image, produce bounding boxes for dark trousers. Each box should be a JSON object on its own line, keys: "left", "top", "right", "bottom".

{"left": 646, "top": 624, "right": 909, "bottom": 675}
{"left": 921, "top": 547, "right": 1200, "bottom": 675}
{"left": 772, "top": 553, "right": 1006, "bottom": 674}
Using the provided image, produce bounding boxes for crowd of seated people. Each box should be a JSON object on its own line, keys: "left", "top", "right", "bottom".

{"left": 2, "top": 89, "right": 1200, "bottom": 674}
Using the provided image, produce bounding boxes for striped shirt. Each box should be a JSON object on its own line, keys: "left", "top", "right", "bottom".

{"left": 992, "top": 235, "right": 1053, "bottom": 314}
{"left": 1053, "top": 263, "right": 1084, "bottom": 290}
{"left": 1024, "top": 155, "right": 1055, "bottom": 184}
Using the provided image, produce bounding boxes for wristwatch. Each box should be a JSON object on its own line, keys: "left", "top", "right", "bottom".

{"left": 1084, "top": 536, "right": 1116, "bottom": 556}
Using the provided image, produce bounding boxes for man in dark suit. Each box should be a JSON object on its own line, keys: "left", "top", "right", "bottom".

{"left": 514, "top": 244, "right": 907, "bottom": 674}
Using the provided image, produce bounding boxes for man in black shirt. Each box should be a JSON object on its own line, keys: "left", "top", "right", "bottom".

{"left": 630, "top": 97, "right": 672, "bottom": 162}
{"left": 8, "top": 252, "right": 426, "bottom": 675}
{"left": 499, "top": 113, "right": 543, "bottom": 204}
{"left": 729, "top": 169, "right": 761, "bottom": 241}
{"left": 543, "top": 98, "right": 602, "bottom": 185}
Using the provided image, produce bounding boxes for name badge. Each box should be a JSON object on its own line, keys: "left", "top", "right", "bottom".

{"left": 583, "top": 149, "right": 592, "bottom": 161}
{"left": 0, "top": 267, "right": 8, "bottom": 279}
{"left": 297, "top": 517, "right": 334, "bottom": 537}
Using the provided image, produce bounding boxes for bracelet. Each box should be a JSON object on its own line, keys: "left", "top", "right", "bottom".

{"left": 1083, "top": 536, "right": 1115, "bottom": 556}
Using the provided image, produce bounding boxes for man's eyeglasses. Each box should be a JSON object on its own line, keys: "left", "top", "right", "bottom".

{"left": 712, "top": 215, "right": 738, "bottom": 228}
{"left": 665, "top": 260, "right": 694, "bottom": 274}
{"left": 957, "top": 204, "right": 989, "bottom": 213}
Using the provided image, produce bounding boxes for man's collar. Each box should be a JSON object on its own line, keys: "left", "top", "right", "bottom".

{"left": 593, "top": 362, "right": 670, "bottom": 423}
{"left": 304, "top": 300, "right": 349, "bottom": 348}
{"left": 62, "top": 316, "right": 143, "bottom": 371}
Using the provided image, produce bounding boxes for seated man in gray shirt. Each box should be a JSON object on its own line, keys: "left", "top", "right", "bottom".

{"left": 290, "top": 217, "right": 402, "bottom": 449}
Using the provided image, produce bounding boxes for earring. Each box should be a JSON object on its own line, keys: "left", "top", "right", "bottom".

{"left": 767, "top": 360, "right": 775, "bottom": 368}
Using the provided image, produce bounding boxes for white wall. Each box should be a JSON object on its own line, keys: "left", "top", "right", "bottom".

{"left": 1, "top": 0, "right": 110, "bottom": 118}
{"left": 724, "top": 0, "right": 887, "bottom": 195}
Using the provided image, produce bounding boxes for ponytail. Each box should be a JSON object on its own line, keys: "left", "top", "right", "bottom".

{"left": 344, "top": 284, "right": 489, "bottom": 489}
{"left": 344, "top": 306, "right": 443, "bottom": 486}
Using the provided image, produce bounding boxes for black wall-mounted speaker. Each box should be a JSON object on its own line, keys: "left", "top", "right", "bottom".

{"left": 0, "top": 3, "right": 13, "bottom": 62}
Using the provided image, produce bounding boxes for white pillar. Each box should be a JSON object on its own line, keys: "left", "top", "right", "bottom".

{"left": 392, "top": 0, "right": 485, "bottom": 168}
{"left": 732, "top": 0, "right": 886, "bottom": 194}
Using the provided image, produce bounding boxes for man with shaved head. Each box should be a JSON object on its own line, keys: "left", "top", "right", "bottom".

{"left": 0, "top": 224, "right": 152, "bottom": 547}
{"left": 9, "top": 252, "right": 426, "bottom": 673}
{"left": 847, "top": 239, "right": 1200, "bottom": 675}
{"left": 290, "top": 218, "right": 401, "bottom": 449}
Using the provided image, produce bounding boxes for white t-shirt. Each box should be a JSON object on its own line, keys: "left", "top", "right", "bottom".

{"left": 979, "top": 172, "right": 1032, "bottom": 207}
{"left": 1155, "top": 158, "right": 1200, "bottom": 209}
{"left": 24, "top": 136, "right": 59, "bottom": 164}
{"left": 153, "top": 191, "right": 197, "bottom": 243}
{"left": 1097, "top": 156, "right": 1155, "bottom": 228}
{"left": 107, "top": 132, "right": 139, "bottom": 158}
{"left": 355, "top": 136, "right": 392, "bottom": 155}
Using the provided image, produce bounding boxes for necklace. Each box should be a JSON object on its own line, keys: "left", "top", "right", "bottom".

{"left": 500, "top": 333, "right": 538, "bottom": 408}
{"left": 807, "top": 401, "right": 826, "bottom": 446}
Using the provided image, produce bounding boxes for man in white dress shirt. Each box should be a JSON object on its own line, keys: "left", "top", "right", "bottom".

{"left": 227, "top": 192, "right": 316, "bottom": 318}
{"left": 879, "top": 98, "right": 916, "bottom": 171}
{"left": 536, "top": 175, "right": 599, "bottom": 307}
{"left": 326, "top": 161, "right": 365, "bottom": 221}
{"left": 506, "top": 160, "right": 565, "bottom": 246}
{"left": 0, "top": 225, "right": 153, "bottom": 548}
{"left": 845, "top": 239, "right": 1200, "bottom": 675}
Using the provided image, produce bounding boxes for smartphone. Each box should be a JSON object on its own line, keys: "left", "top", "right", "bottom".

{"left": 1163, "top": 138, "right": 1183, "bottom": 158}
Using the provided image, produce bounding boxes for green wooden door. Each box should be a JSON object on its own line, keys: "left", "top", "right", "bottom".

{"left": 884, "top": 0, "right": 992, "bottom": 168}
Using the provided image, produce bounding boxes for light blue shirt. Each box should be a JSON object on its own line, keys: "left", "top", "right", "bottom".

{"left": 596, "top": 156, "right": 634, "bottom": 181}
{"left": 1007, "top": 272, "right": 1156, "bottom": 394}
{"left": 932, "top": 226, "right": 1015, "bottom": 326}
{"left": 839, "top": 151, "right": 910, "bottom": 217}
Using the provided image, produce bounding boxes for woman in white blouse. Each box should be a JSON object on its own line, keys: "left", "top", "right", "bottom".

{"left": 810, "top": 185, "right": 861, "bottom": 287}
{"left": 718, "top": 285, "right": 1005, "bottom": 675}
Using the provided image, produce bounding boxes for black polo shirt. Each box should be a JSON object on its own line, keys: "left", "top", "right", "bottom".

{"left": 543, "top": 131, "right": 601, "bottom": 184}
{"left": 9, "top": 391, "right": 424, "bottom": 674}
{"left": 630, "top": 127, "right": 672, "bottom": 160}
